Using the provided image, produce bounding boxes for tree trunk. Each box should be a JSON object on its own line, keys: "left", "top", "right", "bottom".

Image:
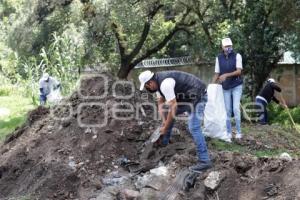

{"left": 117, "top": 65, "right": 131, "bottom": 79}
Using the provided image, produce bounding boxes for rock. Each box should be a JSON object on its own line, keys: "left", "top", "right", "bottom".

{"left": 264, "top": 183, "right": 279, "bottom": 196}
{"left": 150, "top": 166, "right": 168, "bottom": 176}
{"left": 235, "top": 160, "right": 252, "bottom": 173}
{"left": 269, "top": 160, "right": 282, "bottom": 172}
{"left": 204, "top": 171, "right": 225, "bottom": 190}
{"left": 85, "top": 128, "right": 92, "bottom": 134}
{"left": 91, "top": 180, "right": 102, "bottom": 190}
{"left": 140, "top": 188, "right": 158, "bottom": 200}
{"left": 135, "top": 174, "right": 152, "bottom": 189}
{"left": 62, "top": 120, "right": 71, "bottom": 127}
{"left": 220, "top": 151, "right": 233, "bottom": 163}
{"left": 68, "top": 161, "right": 76, "bottom": 170}
{"left": 120, "top": 189, "right": 140, "bottom": 199}
{"left": 102, "top": 172, "right": 128, "bottom": 186}
{"left": 279, "top": 152, "right": 292, "bottom": 162}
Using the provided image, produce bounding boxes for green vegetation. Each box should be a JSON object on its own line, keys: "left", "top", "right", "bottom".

{"left": 209, "top": 123, "right": 300, "bottom": 158}
{"left": 0, "top": 93, "right": 34, "bottom": 141}
{"left": 0, "top": 0, "right": 299, "bottom": 85}
{"left": 269, "top": 103, "right": 300, "bottom": 126}
{"left": 209, "top": 138, "right": 246, "bottom": 153}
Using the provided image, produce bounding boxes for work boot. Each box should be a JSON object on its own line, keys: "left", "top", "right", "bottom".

{"left": 189, "top": 161, "right": 212, "bottom": 173}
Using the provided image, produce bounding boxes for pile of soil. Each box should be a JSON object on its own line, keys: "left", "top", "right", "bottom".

{"left": 0, "top": 73, "right": 300, "bottom": 200}
{"left": 0, "top": 73, "right": 160, "bottom": 199}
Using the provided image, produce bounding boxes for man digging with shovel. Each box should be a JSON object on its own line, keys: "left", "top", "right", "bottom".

{"left": 255, "top": 78, "right": 287, "bottom": 125}
{"left": 139, "top": 70, "right": 212, "bottom": 173}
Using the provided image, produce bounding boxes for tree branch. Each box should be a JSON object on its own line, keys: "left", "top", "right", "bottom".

{"left": 111, "top": 22, "right": 127, "bottom": 58}
{"left": 194, "top": 5, "right": 214, "bottom": 47}
{"left": 127, "top": 3, "right": 163, "bottom": 61}
{"left": 129, "top": 26, "right": 189, "bottom": 70}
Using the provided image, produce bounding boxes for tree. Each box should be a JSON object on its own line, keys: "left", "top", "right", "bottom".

{"left": 109, "top": 0, "right": 195, "bottom": 79}
{"left": 236, "top": 0, "right": 300, "bottom": 97}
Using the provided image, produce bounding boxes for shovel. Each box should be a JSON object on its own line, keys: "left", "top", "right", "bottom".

{"left": 279, "top": 93, "right": 300, "bottom": 134}
{"left": 285, "top": 107, "right": 300, "bottom": 134}
{"left": 145, "top": 127, "right": 161, "bottom": 144}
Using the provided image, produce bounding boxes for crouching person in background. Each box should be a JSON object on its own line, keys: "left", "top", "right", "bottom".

{"left": 39, "top": 73, "right": 60, "bottom": 105}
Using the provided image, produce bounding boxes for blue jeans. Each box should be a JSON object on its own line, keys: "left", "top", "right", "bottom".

{"left": 162, "top": 95, "right": 210, "bottom": 162}
{"left": 40, "top": 94, "right": 47, "bottom": 105}
{"left": 255, "top": 98, "right": 268, "bottom": 124}
{"left": 223, "top": 84, "right": 243, "bottom": 135}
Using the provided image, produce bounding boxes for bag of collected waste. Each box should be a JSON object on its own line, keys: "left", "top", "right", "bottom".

{"left": 203, "top": 84, "right": 231, "bottom": 142}
{"left": 47, "top": 89, "right": 62, "bottom": 104}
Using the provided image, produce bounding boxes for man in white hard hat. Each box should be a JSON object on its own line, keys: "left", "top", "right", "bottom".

{"left": 255, "top": 78, "right": 287, "bottom": 125}
{"left": 139, "top": 70, "right": 212, "bottom": 173}
{"left": 212, "top": 37, "right": 243, "bottom": 139}
{"left": 39, "top": 73, "right": 60, "bottom": 105}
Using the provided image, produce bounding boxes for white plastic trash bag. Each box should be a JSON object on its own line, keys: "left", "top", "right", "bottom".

{"left": 203, "top": 84, "right": 231, "bottom": 142}
{"left": 47, "top": 89, "right": 62, "bottom": 104}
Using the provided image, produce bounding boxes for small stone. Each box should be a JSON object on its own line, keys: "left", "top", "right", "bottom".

{"left": 204, "top": 171, "right": 225, "bottom": 190}
{"left": 92, "top": 135, "right": 97, "bottom": 139}
{"left": 279, "top": 152, "right": 292, "bottom": 162}
{"left": 68, "top": 161, "right": 76, "bottom": 170}
{"left": 85, "top": 128, "right": 92, "bottom": 134}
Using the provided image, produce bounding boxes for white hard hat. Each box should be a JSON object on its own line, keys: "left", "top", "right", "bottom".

{"left": 222, "top": 38, "right": 233, "bottom": 46}
{"left": 139, "top": 70, "right": 154, "bottom": 91}
{"left": 42, "top": 73, "right": 50, "bottom": 81}
{"left": 267, "top": 78, "right": 275, "bottom": 83}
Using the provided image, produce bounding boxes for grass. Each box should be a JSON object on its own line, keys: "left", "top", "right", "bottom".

{"left": 208, "top": 122, "right": 300, "bottom": 158}
{"left": 209, "top": 138, "right": 246, "bottom": 153}
{"left": 0, "top": 95, "right": 35, "bottom": 141}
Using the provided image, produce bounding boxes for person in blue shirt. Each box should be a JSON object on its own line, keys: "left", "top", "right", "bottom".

{"left": 39, "top": 73, "right": 60, "bottom": 105}
{"left": 212, "top": 38, "right": 243, "bottom": 140}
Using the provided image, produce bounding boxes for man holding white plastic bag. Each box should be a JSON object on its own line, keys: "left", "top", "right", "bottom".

{"left": 39, "top": 73, "right": 61, "bottom": 105}
{"left": 212, "top": 38, "right": 243, "bottom": 140}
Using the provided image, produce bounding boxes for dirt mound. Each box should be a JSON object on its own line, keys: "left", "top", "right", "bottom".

{"left": 1, "top": 73, "right": 300, "bottom": 200}
{"left": 0, "top": 73, "right": 160, "bottom": 199}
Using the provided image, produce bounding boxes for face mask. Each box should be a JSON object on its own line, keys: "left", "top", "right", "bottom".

{"left": 224, "top": 47, "right": 233, "bottom": 54}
